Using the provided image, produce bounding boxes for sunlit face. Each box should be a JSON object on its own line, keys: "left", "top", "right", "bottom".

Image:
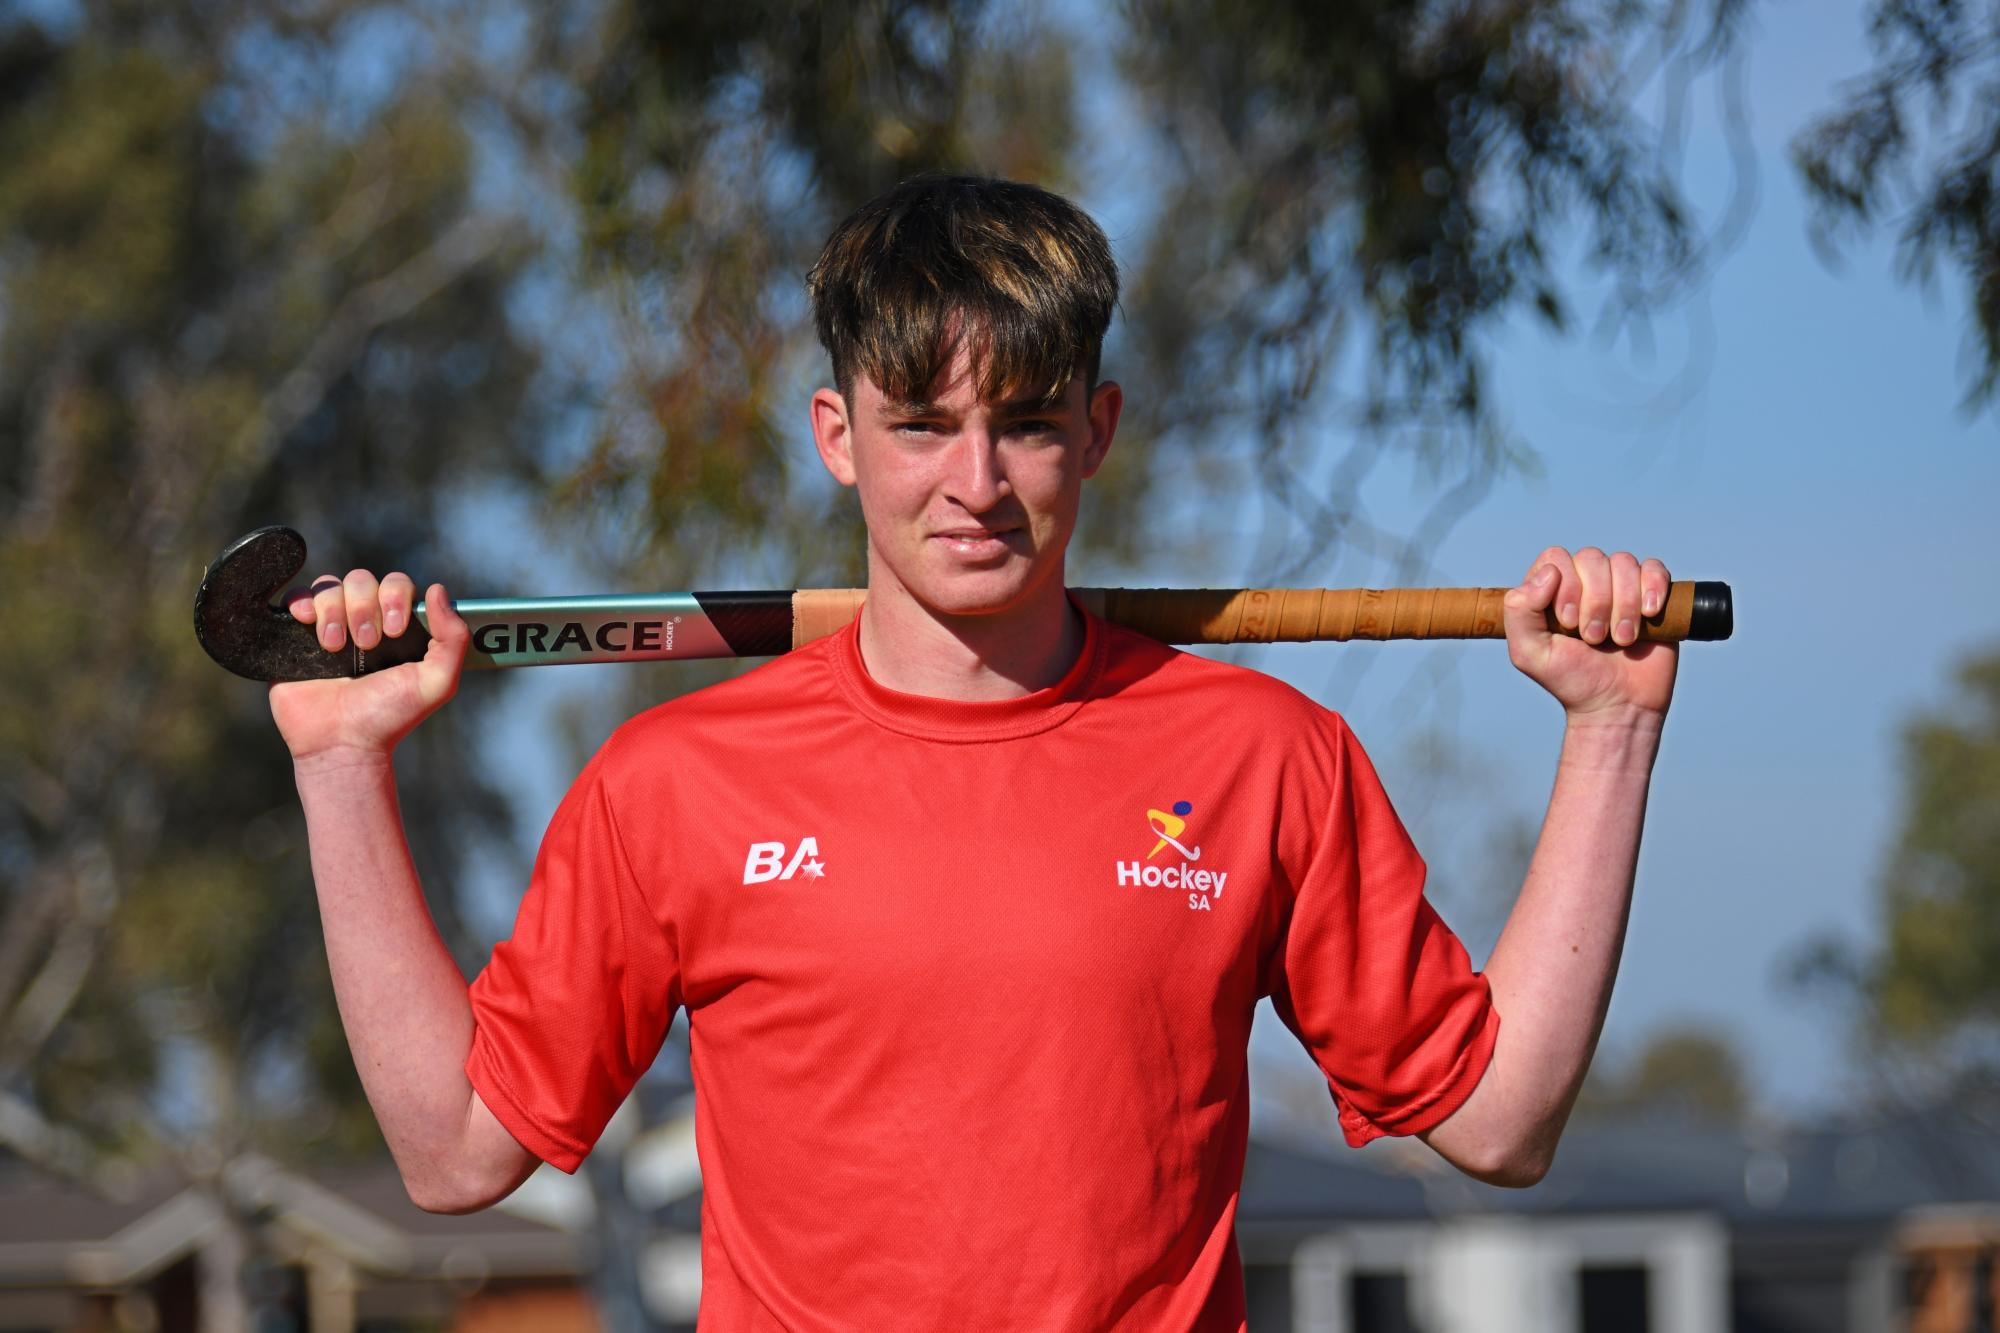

{"left": 810, "top": 345, "right": 1122, "bottom": 618}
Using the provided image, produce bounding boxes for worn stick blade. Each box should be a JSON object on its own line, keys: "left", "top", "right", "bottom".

{"left": 193, "top": 526, "right": 430, "bottom": 681}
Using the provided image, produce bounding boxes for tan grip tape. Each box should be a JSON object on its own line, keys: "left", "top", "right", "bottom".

{"left": 1073, "top": 587, "right": 1507, "bottom": 642}
{"left": 792, "top": 589, "right": 868, "bottom": 649}
{"left": 1648, "top": 581, "right": 1698, "bottom": 642}
{"left": 790, "top": 583, "right": 1703, "bottom": 647}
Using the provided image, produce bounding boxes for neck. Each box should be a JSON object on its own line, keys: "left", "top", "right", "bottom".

{"left": 855, "top": 567, "right": 1083, "bottom": 702}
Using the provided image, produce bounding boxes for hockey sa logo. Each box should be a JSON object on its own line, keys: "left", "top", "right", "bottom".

{"left": 1115, "top": 801, "right": 1228, "bottom": 911}
{"left": 742, "top": 837, "right": 828, "bottom": 885}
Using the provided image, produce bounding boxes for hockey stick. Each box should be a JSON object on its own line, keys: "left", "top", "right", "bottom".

{"left": 195, "top": 526, "right": 1733, "bottom": 683}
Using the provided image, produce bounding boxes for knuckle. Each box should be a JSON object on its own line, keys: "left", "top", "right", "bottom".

{"left": 344, "top": 567, "right": 379, "bottom": 591}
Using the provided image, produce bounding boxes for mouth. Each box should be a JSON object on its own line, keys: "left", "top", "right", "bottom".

{"left": 930, "top": 527, "right": 1022, "bottom": 559}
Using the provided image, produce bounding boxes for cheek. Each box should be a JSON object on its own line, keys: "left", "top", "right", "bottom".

{"left": 1020, "top": 455, "right": 1084, "bottom": 521}
{"left": 852, "top": 456, "right": 936, "bottom": 529}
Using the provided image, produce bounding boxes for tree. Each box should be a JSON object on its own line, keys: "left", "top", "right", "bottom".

{"left": 0, "top": 2, "right": 547, "bottom": 1323}
{"left": 1572, "top": 1022, "right": 1753, "bottom": 1126}
{"left": 545, "top": 0, "right": 1760, "bottom": 592}
{"left": 1106, "top": 0, "right": 1758, "bottom": 583}
{"left": 1790, "top": 645, "right": 2000, "bottom": 1124}
{"left": 1794, "top": 0, "right": 2000, "bottom": 413}
{"left": 1870, "top": 650, "right": 2000, "bottom": 1047}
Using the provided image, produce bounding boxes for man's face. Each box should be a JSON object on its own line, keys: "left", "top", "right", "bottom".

{"left": 810, "top": 346, "right": 1122, "bottom": 618}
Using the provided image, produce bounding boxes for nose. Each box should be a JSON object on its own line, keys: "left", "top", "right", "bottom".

{"left": 943, "top": 426, "right": 1009, "bottom": 512}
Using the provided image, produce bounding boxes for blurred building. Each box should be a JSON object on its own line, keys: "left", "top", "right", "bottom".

{"left": 1, "top": 1099, "right": 1994, "bottom": 1332}
{"left": 1230, "top": 1107, "right": 2000, "bottom": 1333}
{"left": 0, "top": 1153, "right": 596, "bottom": 1332}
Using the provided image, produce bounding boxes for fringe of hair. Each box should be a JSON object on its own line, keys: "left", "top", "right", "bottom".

{"left": 808, "top": 174, "right": 1120, "bottom": 405}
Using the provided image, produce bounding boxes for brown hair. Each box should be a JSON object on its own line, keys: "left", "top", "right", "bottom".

{"left": 807, "top": 174, "right": 1119, "bottom": 405}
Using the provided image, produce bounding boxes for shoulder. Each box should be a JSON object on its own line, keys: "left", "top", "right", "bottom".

{"left": 1096, "top": 619, "right": 1348, "bottom": 734}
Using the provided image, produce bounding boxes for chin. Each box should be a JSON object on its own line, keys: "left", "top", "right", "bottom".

{"left": 902, "top": 560, "right": 1046, "bottom": 618}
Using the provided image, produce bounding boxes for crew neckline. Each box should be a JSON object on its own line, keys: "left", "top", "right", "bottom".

{"left": 826, "top": 596, "right": 1107, "bottom": 743}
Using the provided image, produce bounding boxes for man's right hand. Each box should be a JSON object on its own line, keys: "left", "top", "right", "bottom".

{"left": 269, "top": 571, "right": 470, "bottom": 763}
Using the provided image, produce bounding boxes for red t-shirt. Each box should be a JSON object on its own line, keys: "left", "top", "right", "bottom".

{"left": 466, "top": 606, "right": 1498, "bottom": 1331}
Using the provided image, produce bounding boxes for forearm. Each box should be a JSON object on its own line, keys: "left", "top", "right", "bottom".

{"left": 295, "top": 750, "right": 490, "bottom": 1203}
{"left": 1426, "top": 710, "right": 1661, "bottom": 1181}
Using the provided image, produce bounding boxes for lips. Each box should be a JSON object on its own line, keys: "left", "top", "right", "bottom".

{"left": 931, "top": 527, "right": 1020, "bottom": 558}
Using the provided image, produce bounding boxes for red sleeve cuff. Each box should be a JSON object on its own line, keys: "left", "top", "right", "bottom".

{"left": 1334, "top": 995, "right": 1502, "bottom": 1149}
{"left": 465, "top": 1027, "right": 591, "bottom": 1174}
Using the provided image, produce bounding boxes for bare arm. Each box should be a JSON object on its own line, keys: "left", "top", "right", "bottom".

{"left": 295, "top": 750, "right": 536, "bottom": 1211}
{"left": 1421, "top": 547, "right": 1678, "bottom": 1186}
{"left": 1420, "top": 713, "right": 1658, "bottom": 1185}
{"left": 273, "top": 575, "right": 536, "bottom": 1212}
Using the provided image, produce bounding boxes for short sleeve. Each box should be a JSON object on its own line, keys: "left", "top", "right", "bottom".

{"left": 1263, "top": 716, "right": 1500, "bottom": 1148}
{"left": 466, "top": 747, "right": 682, "bottom": 1172}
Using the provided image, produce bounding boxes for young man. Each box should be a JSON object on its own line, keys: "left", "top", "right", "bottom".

{"left": 271, "top": 175, "right": 1679, "bottom": 1329}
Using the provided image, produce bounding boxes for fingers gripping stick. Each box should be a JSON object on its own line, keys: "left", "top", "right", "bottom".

{"left": 194, "top": 527, "right": 432, "bottom": 682}
{"left": 195, "top": 528, "right": 1734, "bottom": 684}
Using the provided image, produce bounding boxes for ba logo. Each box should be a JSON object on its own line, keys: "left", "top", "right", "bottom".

{"left": 743, "top": 837, "right": 827, "bottom": 885}
{"left": 1117, "top": 800, "right": 1228, "bottom": 910}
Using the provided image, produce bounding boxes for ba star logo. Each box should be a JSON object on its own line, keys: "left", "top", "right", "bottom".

{"left": 1117, "top": 801, "right": 1228, "bottom": 911}
{"left": 743, "top": 837, "right": 827, "bottom": 885}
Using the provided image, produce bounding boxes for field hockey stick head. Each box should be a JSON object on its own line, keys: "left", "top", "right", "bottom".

{"left": 194, "top": 526, "right": 430, "bottom": 681}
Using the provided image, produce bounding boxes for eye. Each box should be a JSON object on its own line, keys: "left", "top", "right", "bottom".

{"left": 1010, "top": 418, "right": 1060, "bottom": 436}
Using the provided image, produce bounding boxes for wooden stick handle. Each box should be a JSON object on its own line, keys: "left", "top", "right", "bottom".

{"left": 790, "top": 582, "right": 1732, "bottom": 649}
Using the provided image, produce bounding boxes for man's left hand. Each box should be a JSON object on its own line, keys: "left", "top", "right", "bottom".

{"left": 1503, "top": 546, "right": 1679, "bottom": 721}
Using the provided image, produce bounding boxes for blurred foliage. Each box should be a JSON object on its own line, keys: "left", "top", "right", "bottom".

{"left": 541, "top": 0, "right": 1757, "bottom": 598}
{"left": 0, "top": 0, "right": 538, "bottom": 1190}
{"left": 1791, "top": 647, "right": 2000, "bottom": 1084}
{"left": 1573, "top": 1022, "right": 1751, "bottom": 1127}
{"left": 1783, "top": 645, "right": 2000, "bottom": 1140}
{"left": 1872, "top": 650, "right": 2000, "bottom": 1043}
{"left": 1794, "top": 0, "right": 2000, "bottom": 413}
{"left": 554, "top": 0, "right": 1078, "bottom": 597}
{"left": 1107, "top": 0, "right": 1756, "bottom": 583}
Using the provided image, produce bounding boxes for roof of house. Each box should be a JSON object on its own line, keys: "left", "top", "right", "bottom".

{"left": 1238, "top": 1103, "right": 2000, "bottom": 1234}
{"left": 11, "top": 1099, "right": 1990, "bottom": 1276}
{"left": 0, "top": 1154, "right": 584, "bottom": 1287}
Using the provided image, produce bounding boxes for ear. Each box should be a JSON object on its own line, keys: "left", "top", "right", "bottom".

{"left": 810, "top": 386, "right": 857, "bottom": 487}
{"left": 1081, "top": 380, "right": 1122, "bottom": 480}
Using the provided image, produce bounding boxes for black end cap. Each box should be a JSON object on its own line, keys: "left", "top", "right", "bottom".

{"left": 1686, "top": 581, "right": 1733, "bottom": 641}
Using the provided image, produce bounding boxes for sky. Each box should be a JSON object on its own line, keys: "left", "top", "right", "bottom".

{"left": 465, "top": 0, "right": 2000, "bottom": 1130}
{"left": 1203, "top": 0, "right": 2000, "bottom": 1122}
